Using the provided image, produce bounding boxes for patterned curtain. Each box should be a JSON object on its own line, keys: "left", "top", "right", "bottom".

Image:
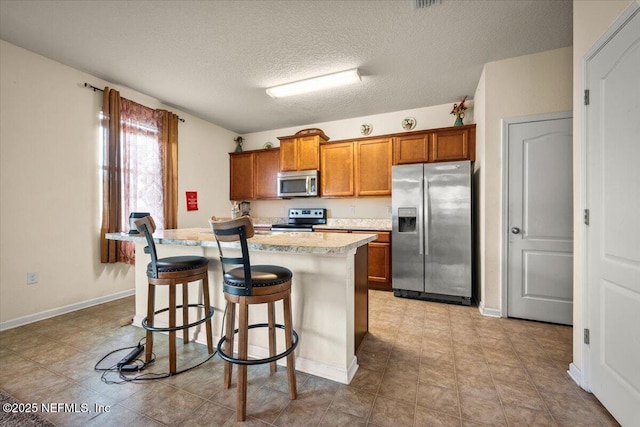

{"left": 100, "top": 88, "right": 179, "bottom": 264}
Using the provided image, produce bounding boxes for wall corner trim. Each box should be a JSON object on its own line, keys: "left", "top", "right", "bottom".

{"left": 478, "top": 300, "right": 502, "bottom": 317}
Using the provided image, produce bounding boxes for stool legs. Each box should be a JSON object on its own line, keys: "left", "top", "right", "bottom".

{"left": 223, "top": 301, "right": 236, "bottom": 389}
{"left": 221, "top": 294, "right": 298, "bottom": 422}
{"left": 144, "top": 270, "right": 213, "bottom": 375}
{"left": 145, "top": 283, "right": 155, "bottom": 364}
{"left": 202, "top": 275, "right": 214, "bottom": 354}
{"left": 268, "top": 302, "right": 276, "bottom": 373}
{"left": 182, "top": 283, "right": 189, "bottom": 344}
{"left": 237, "top": 300, "right": 249, "bottom": 421}
{"left": 169, "top": 284, "right": 177, "bottom": 374}
{"left": 284, "top": 293, "right": 297, "bottom": 399}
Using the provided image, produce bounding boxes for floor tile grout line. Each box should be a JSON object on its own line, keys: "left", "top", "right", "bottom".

{"left": 445, "top": 306, "right": 464, "bottom": 427}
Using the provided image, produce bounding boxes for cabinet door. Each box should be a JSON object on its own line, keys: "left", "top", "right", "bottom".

{"left": 297, "top": 135, "right": 320, "bottom": 170}
{"left": 320, "top": 142, "right": 354, "bottom": 197}
{"left": 430, "top": 127, "right": 475, "bottom": 162}
{"left": 254, "top": 149, "right": 280, "bottom": 199}
{"left": 230, "top": 152, "right": 254, "bottom": 200}
{"left": 279, "top": 138, "right": 298, "bottom": 171}
{"left": 393, "top": 132, "right": 430, "bottom": 165}
{"left": 353, "top": 231, "right": 392, "bottom": 291}
{"left": 356, "top": 138, "right": 392, "bottom": 196}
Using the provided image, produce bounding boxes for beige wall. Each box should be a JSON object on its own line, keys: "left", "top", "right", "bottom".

{"left": 571, "top": 0, "right": 634, "bottom": 380}
{"left": 0, "top": 40, "right": 234, "bottom": 328}
{"left": 474, "top": 47, "right": 573, "bottom": 313}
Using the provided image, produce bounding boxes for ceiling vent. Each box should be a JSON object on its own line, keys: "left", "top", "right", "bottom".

{"left": 415, "top": 0, "right": 441, "bottom": 8}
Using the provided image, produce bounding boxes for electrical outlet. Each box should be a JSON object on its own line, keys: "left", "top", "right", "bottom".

{"left": 27, "top": 271, "right": 39, "bottom": 285}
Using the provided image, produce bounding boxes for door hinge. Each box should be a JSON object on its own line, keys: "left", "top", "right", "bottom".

{"left": 584, "top": 328, "right": 590, "bottom": 345}
{"left": 584, "top": 89, "right": 590, "bottom": 106}
{"left": 583, "top": 209, "right": 590, "bottom": 225}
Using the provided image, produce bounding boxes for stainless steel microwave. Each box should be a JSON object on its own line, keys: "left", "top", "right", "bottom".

{"left": 277, "top": 170, "right": 318, "bottom": 197}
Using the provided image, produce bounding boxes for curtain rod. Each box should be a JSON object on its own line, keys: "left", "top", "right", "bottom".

{"left": 84, "top": 83, "right": 185, "bottom": 123}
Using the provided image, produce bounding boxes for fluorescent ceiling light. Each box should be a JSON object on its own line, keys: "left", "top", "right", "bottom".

{"left": 266, "top": 68, "right": 361, "bottom": 98}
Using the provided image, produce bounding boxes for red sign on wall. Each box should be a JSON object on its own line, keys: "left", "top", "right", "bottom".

{"left": 186, "top": 191, "right": 198, "bottom": 211}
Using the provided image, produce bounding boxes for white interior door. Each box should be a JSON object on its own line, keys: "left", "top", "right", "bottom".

{"left": 505, "top": 114, "right": 573, "bottom": 325}
{"left": 585, "top": 6, "right": 640, "bottom": 426}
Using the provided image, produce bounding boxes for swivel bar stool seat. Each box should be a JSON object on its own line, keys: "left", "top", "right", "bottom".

{"left": 135, "top": 216, "right": 214, "bottom": 374}
{"left": 211, "top": 216, "right": 298, "bottom": 422}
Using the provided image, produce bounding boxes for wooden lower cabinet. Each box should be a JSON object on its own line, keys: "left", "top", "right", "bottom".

{"left": 323, "top": 229, "right": 392, "bottom": 291}
{"left": 353, "top": 231, "right": 392, "bottom": 291}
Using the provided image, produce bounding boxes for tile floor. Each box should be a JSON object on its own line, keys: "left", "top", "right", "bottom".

{"left": 0, "top": 291, "right": 618, "bottom": 426}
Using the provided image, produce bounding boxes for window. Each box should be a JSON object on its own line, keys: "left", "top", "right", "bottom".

{"left": 100, "top": 88, "right": 179, "bottom": 264}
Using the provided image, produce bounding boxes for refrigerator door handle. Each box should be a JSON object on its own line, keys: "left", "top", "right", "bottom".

{"left": 424, "top": 180, "right": 430, "bottom": 255}
{"left": 418, "top": 177, "right": 424, "bottom": 255}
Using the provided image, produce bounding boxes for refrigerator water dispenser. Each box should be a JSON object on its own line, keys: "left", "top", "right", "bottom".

{"left": 397, "top": 207, "right": 417, "bottom": 232}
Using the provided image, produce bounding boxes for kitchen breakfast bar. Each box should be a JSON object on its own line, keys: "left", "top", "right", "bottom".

{"left": 106, "top": 228, "right": 377, "bottom": 384}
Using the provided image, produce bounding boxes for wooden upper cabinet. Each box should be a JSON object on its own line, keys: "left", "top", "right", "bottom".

{"left": 229, "top": 148, "right": 280, "bottom": 200}
{"left": 254, "top": 148, "right": 280, "bottom": 199}
{"left": 393, "top": 132, "right": 431, "bottom": 165}
{"left": 278, "top": 138, "right": 298, "bottom": 171}
{"left": 278, "top": 129, "right": 330, "bottom": 172}
{"left": 430, "top": 125, "right": 476, "bottom": 162}
{"left": 393, "top": 124, "right": 476, "bottom": 165}
{"left": 229, "top": 152, "right": 254, "bottom": 201}
{"left": 356, "top": 138, "right": 392, "bottom": 196}
{"left": 320, "top": 142, "right": 354, "bottom": 197}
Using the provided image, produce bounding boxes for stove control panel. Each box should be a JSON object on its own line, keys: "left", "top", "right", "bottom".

{"left": 288, "top": 208, "right": 326, "bottom": 219}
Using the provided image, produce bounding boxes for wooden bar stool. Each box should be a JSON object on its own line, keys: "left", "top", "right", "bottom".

{"left": 211, "top": 216, "right": 298, "bottom": 421}
{"left": 135, "top": 216, "right": 214, "bottom": 374}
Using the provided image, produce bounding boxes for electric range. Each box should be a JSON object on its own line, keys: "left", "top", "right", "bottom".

{"left": 271, "top": 208, "right": 327, "bottom": 232}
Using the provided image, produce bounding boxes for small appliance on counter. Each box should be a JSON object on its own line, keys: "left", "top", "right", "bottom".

{"left": 238, "top": 201, "right": 251, "bottom": 216}
{"left": 128, "top": 212, "right": 150, "bottom": 234}
{"left": 271, "top": 208, "right": 327, "bottom": 232}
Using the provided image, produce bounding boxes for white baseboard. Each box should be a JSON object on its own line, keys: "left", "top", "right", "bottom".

{"left": 478, "top": 300, "right": 502, "bottom": 318}
{"left": 0, "top": 289, "right": 136, "bottom": 332}
{"left": 568, "top": 362, "right": 586, "bottom": 390}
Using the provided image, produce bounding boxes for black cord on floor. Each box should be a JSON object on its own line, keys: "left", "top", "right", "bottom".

{"left": 95, "top": 304, "right": 227, "bottom": 384}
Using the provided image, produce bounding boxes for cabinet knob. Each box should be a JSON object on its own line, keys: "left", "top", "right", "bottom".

{"left": 511, "top": 227, "right": 521, "bottom": 234}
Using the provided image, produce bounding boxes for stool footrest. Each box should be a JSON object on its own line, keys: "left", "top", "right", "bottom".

{"left": 142, "top": 304, "right": 214, "bottom": 333}
{"left": 217, "top": 323, "right": 299, "bottom": 366}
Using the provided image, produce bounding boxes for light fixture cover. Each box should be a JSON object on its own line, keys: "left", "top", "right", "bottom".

{"left": 266, "top": 68, "right": 361, "bottom": 98}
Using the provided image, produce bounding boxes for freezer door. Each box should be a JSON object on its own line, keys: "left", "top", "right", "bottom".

{"left": 424, "top": 161, "right": 472, "bottom": 298}
{"left": 392, "top": 164, "right": 424, "bottom": 292}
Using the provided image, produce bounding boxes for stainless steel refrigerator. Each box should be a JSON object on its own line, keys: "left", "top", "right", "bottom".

{"left": 392, "top": 160, "right": 472, "bottom": 305}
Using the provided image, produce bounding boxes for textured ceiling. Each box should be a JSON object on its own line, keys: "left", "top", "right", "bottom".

{"left": 0, "top": 0, "right": 572, "bottom": 134}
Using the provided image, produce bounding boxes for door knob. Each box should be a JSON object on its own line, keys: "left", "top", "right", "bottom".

{"left": 511, "top": 227, "right": 521, "bottom": 234}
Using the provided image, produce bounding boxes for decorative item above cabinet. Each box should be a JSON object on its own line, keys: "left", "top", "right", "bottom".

{"left": 278, "top": 128, "right": 330, "bottom": 172}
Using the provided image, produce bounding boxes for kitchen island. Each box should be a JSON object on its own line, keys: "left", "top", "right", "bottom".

{"left": 106, "top": 228, "right": 376, "bottom": 384}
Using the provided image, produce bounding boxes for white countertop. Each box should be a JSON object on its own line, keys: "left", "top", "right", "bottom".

{"left": 106, "top": 228, "right": 377, "bottom": 255}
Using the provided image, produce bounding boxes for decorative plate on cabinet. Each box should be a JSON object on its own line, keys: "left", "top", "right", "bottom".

{"left": 263, "top": 142, "right": 274, "bottom": 149}
{"left": 402, "top": 117, "right": 416, "bottom": 130}
{"left": 360, "top": 123, "right": 372, "bottom": 136}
